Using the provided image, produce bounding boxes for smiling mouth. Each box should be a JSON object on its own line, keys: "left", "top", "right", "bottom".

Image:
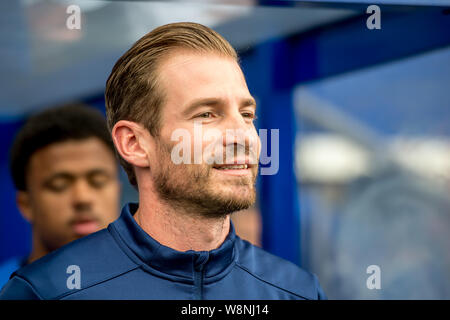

{"left": 213, "top": 164, "right": 249, "bottom": 170}
{"left": 211, "top": 164, "right": 254, "bottom": 177}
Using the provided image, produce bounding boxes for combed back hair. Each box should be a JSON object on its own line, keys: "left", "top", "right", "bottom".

{"left": 104, "top": 22, "right": 238, "bottom": 187}
{"left": 10, "top": 103, "right": 115, "bottom": 191}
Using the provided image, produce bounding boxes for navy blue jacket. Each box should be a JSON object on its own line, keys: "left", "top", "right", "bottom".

{"left": 0, "top": 203, "right": 326, "bottom": 300}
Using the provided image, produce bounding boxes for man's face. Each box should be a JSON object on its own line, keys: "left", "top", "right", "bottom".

{"left": 21, "top": 137, "right": 120, "bottom": 251}
{"left": 148, "top": 50, "right": 260, "bottom": 217}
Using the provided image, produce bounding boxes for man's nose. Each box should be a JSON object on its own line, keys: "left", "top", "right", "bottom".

{"left": 222, "top": 110, "right": 250, "bottom": 142}
{"left": 221, "top": 110, "right": 258, "bottom": 160}
{"left": 224, "top": 108, "right": 247, "bottom": 129}
{"left": 71, "top": 179, "right": 93, "bottom": 211}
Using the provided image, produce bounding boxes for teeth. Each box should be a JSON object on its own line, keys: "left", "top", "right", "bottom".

{"left": 216, "top": 164, "right": 248, "bottom": 170}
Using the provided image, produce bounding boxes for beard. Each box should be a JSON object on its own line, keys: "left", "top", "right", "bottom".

{"left": 152, "top": 138, "right": 258, "bottom": 219}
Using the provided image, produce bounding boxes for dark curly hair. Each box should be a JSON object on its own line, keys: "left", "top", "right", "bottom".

{"left": 10, "top": 103, "right": 116, "bottom": 191}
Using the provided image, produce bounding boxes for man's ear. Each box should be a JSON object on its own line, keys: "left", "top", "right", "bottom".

{"left": 16, "top": 191, "right": 33, "bottom": 224}
{"left": 111, "top": 120, "right": 153, "bottom": 168}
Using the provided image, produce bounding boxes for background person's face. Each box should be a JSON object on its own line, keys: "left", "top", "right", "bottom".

{"left": 149, "top": 50, "right": 260, "bottom": 217}
{"left": 21, "top": 137, "right": 120, "bottom": 252}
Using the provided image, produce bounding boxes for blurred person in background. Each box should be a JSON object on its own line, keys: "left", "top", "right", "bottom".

{"left": 0, "top": 104, "right": 121, "bottom": 289}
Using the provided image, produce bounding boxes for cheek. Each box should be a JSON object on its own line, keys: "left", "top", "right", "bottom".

{"left": 257, "top": 137, "right": 262, "bottom": 158}
{"left": 247, "top": 129, "right": 261, "bottom": 161}
{"left": 96, "top": 184, "right": 120, "bottom": 209}
{"left": 31, "top": 192, "right": 72, "bottom": 225}
{"left": 93, "top": 187, "right": 120, "bottom": 224}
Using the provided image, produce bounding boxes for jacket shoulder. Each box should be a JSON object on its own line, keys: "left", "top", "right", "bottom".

{"left": 2, "top": 227, "right": 138, "bottom": 300}
{"left": 235, "top": 238, "right": 326, "bottom": 300}
{"left": 0, "top": 274, "right": 41, "bottom": 300}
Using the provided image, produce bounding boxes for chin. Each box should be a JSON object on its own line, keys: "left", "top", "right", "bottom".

{"left": 220, "top": 183, "right": 255, "bottom": 197}
{"left": 213, "top": 187, "right": 256, "bottom": 208}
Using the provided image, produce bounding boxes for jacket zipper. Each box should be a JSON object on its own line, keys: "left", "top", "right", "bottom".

{"left": 194, "top": 263, "right": 205, "bottom": 300}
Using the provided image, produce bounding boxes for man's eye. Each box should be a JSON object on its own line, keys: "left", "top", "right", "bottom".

{"left": 242, "top": 112, "right": 257, "bottom": 120}
{"left": 197, "top": 112, "right": 213, "bottom": 119}
{"left": 87, "top": 173, "right": 111, "bottom": 189}
{"left": 45, "top": 178, "right": 72, "bottom": 192}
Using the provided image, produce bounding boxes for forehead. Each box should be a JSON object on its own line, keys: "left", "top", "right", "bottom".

{"left": 28, "top": 138, "right": 116, "bottom": 177}
{"left": 157, "top": 50, "right": 250, "bottom": 104}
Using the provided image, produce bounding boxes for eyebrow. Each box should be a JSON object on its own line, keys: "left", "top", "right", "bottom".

{"left": 182, "top": 97, "right": 257, "bottom": 117}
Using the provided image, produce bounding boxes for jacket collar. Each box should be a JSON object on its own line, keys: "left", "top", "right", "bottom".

{"left": 111, "top": 203, "right": 237, "bottom": 281}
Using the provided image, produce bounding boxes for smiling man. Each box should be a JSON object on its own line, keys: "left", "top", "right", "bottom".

{"left": 0, "top": 22, "right": 326, "bottom": 300}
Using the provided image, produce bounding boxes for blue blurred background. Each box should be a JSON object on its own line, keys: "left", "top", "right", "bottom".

{"left": 1, "top": 0, "right": 450, "bottom": 299}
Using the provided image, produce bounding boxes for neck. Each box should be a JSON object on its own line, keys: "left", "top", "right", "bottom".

{"left": 134, "top": 183, "right": 231, "bottom": 252}
{"left": 27, "top": 234, "right": 50, "bottom": 264}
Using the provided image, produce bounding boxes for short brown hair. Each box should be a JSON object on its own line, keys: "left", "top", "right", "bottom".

{"left": 105, "top": 22, "right": 237, "bottom": 186}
